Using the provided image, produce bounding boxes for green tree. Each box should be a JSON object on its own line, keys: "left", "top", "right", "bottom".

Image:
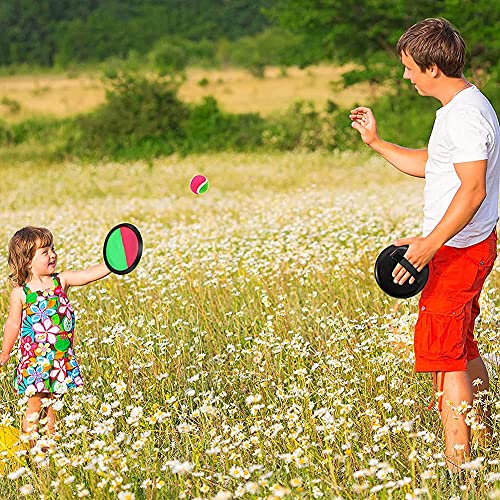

{"left": 0, "top": 0, "right": 100, "bottom": 65}
{"left": 229, "top": 28, "right": 306, "bottom": 76}
{"left": 0, "top": 0, "right": 272, "bottom": 66}
{"left": 267, "top": 0, "right": 499, "bottom": 86}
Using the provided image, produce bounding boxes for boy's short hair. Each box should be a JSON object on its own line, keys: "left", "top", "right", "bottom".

{"left": 397, "top": 18, "right": 466, "bottom": 78}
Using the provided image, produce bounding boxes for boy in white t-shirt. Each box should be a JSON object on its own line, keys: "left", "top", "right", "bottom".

{"left": 350, "top": 18, "right": 499, "bottom": 471}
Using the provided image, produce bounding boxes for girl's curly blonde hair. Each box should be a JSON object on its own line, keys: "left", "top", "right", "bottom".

{"left": 8, "top": 226, "right": 53, "bottom": 286}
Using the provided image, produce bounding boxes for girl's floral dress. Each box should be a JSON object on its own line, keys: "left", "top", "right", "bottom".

{"left": 15, "top": 274, "right": 83, "bottom": 395}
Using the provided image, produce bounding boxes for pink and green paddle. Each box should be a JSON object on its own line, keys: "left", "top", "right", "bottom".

{"left": 103, "top": 223, "right": 143, "bottom": 275}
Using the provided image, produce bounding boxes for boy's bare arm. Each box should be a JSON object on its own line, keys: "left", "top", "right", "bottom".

{"left": 350, "top": 106, "right": 427, "bottom": 178}
{"left": 392, "top": 159, "right": 488, "bottom": 284}
{"left": 423, "top": 159, "right": 487, "bottom": 248}
{"left": 368, "top": 138, "right": 428, "bottom": 178}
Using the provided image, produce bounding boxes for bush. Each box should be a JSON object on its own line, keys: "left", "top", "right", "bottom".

{"left": 61, "top": 73, "right": 266, "bottom": 160}
{"left": 147, "top": 39, "right": 188, "bottom": 73}
{"left": 226, "top": 28, "right": 305, "bottom": 77}
{"left": 10, "top": 117, "right": 74, "bottom": 146}
{"left": 481, "top": 63, "right": 499, "bottom": 111}
{"left": 181, "top": 38, "right": 216, "bottom": 67}
{"left": 0, "top": 119, "right": 14, "bottom": 145}
{"left": 181, "top": 96, "right": 265, "bottom": 153}
{"left": 147, "top": 37, "right": 217, "bottom": 73}
{"left": 370, "top": 86, "right": 439, "bottom": 149}
{"left": 1, "top": 97, "right": 21, "bottom": 114}
{"left": 263, "top": 100, "right": 338, "bottom": 151}
{"left": 70, "top": 73, "right": 189, "bottom": 159}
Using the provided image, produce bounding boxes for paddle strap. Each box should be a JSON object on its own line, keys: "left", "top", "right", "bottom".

{"left": 390, "top": 249, "right": 426, "bottom": 284}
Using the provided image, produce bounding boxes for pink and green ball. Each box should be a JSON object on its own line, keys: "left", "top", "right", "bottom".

{"left": 190, "top": 175, "right": 209, "bottom": 194}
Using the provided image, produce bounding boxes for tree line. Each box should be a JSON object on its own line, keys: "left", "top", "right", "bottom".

{"left": 0, "top": 0, "right": 271, "bottom": 66}
{"left": 1, "top": 1, "right": 496, "bottom": 75}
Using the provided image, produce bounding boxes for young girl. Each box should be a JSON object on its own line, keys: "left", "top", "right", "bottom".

{"left": 0, "top": 226, "right": 110, "bottom": 437}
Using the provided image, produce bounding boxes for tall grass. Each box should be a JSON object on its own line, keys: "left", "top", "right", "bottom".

{"left": 0, "top": 152, "right": 499, "bottom": 499}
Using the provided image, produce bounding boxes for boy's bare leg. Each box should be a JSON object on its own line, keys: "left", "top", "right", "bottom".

{"left": 467, "top": 356, "right": 492, "bottom": 446}
{"left": 438, "top": 371, "right": 473, "bottom": 472}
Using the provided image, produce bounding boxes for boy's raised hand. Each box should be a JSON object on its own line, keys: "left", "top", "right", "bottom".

{"left": 349, "top": 107, "right": 379, "bottom": 146}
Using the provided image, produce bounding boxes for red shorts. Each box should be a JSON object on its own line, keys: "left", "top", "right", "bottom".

{"left": 414, "top": 229, "right": 497, "bottom": 372}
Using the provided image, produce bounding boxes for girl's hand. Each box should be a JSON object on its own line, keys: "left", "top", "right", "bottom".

{"left": 349, "top": 106, "right": 380, "bottom": 146}
{"left": 0, "top": 353, "right": 9, "bottom": 367}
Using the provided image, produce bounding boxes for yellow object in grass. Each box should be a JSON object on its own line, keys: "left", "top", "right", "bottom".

{"left": 0, "top": 425, "right": 26, "bottom": 474}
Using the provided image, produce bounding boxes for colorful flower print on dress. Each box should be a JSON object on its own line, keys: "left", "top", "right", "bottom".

{"left": 14, "top": 274, "right": 82, "bottom": 395}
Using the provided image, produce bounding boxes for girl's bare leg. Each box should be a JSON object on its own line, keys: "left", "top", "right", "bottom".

{"left": 23, "top": 393, "right": 43, "bottom": 448}
{"left": 45, "top": 402, "right": 56, "bottom": 435}
{"left": 23, "top": 394, "right": 42, "bottom": 432}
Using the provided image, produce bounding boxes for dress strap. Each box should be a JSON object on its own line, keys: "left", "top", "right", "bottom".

{"left": 22, "top": 284, "right": 30, "bottom": 295}
{"left": 52, "top": 273, "right": 60, "bottom": 287}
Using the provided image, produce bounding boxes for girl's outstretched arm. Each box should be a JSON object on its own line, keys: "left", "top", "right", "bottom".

{"left": 0, "top": 287, "right": 23, "bottom": 366}
{"left": 59, "top": 263, "right": 111, "bottom": 290}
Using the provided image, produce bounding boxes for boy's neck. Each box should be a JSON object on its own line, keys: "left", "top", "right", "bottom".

{"left": 436, "top": 76, "right": 471, "bottom": 106}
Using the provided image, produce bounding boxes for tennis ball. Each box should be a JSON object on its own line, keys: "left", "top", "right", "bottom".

{"left": 190, "top": 175, "right": 209, "bottom": 195}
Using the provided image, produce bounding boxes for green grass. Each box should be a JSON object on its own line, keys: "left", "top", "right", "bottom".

{"left": 0, "top": 152, "right": 499, "bottom": 499}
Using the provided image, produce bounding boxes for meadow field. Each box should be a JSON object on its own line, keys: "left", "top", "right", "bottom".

{"left": 0, "top": 64, "right": 386, "bottom": 123}
{"left": 0, "top": 152, "right": 500, "bottom": 499}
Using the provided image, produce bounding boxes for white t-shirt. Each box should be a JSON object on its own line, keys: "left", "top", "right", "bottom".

{"left": 423, "top": 84, "right": 500, "bottom": 248}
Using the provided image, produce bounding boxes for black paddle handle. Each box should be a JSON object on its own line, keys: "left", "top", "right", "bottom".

{"left": 390, "top": 248, "right": 426, "bottom": 283}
